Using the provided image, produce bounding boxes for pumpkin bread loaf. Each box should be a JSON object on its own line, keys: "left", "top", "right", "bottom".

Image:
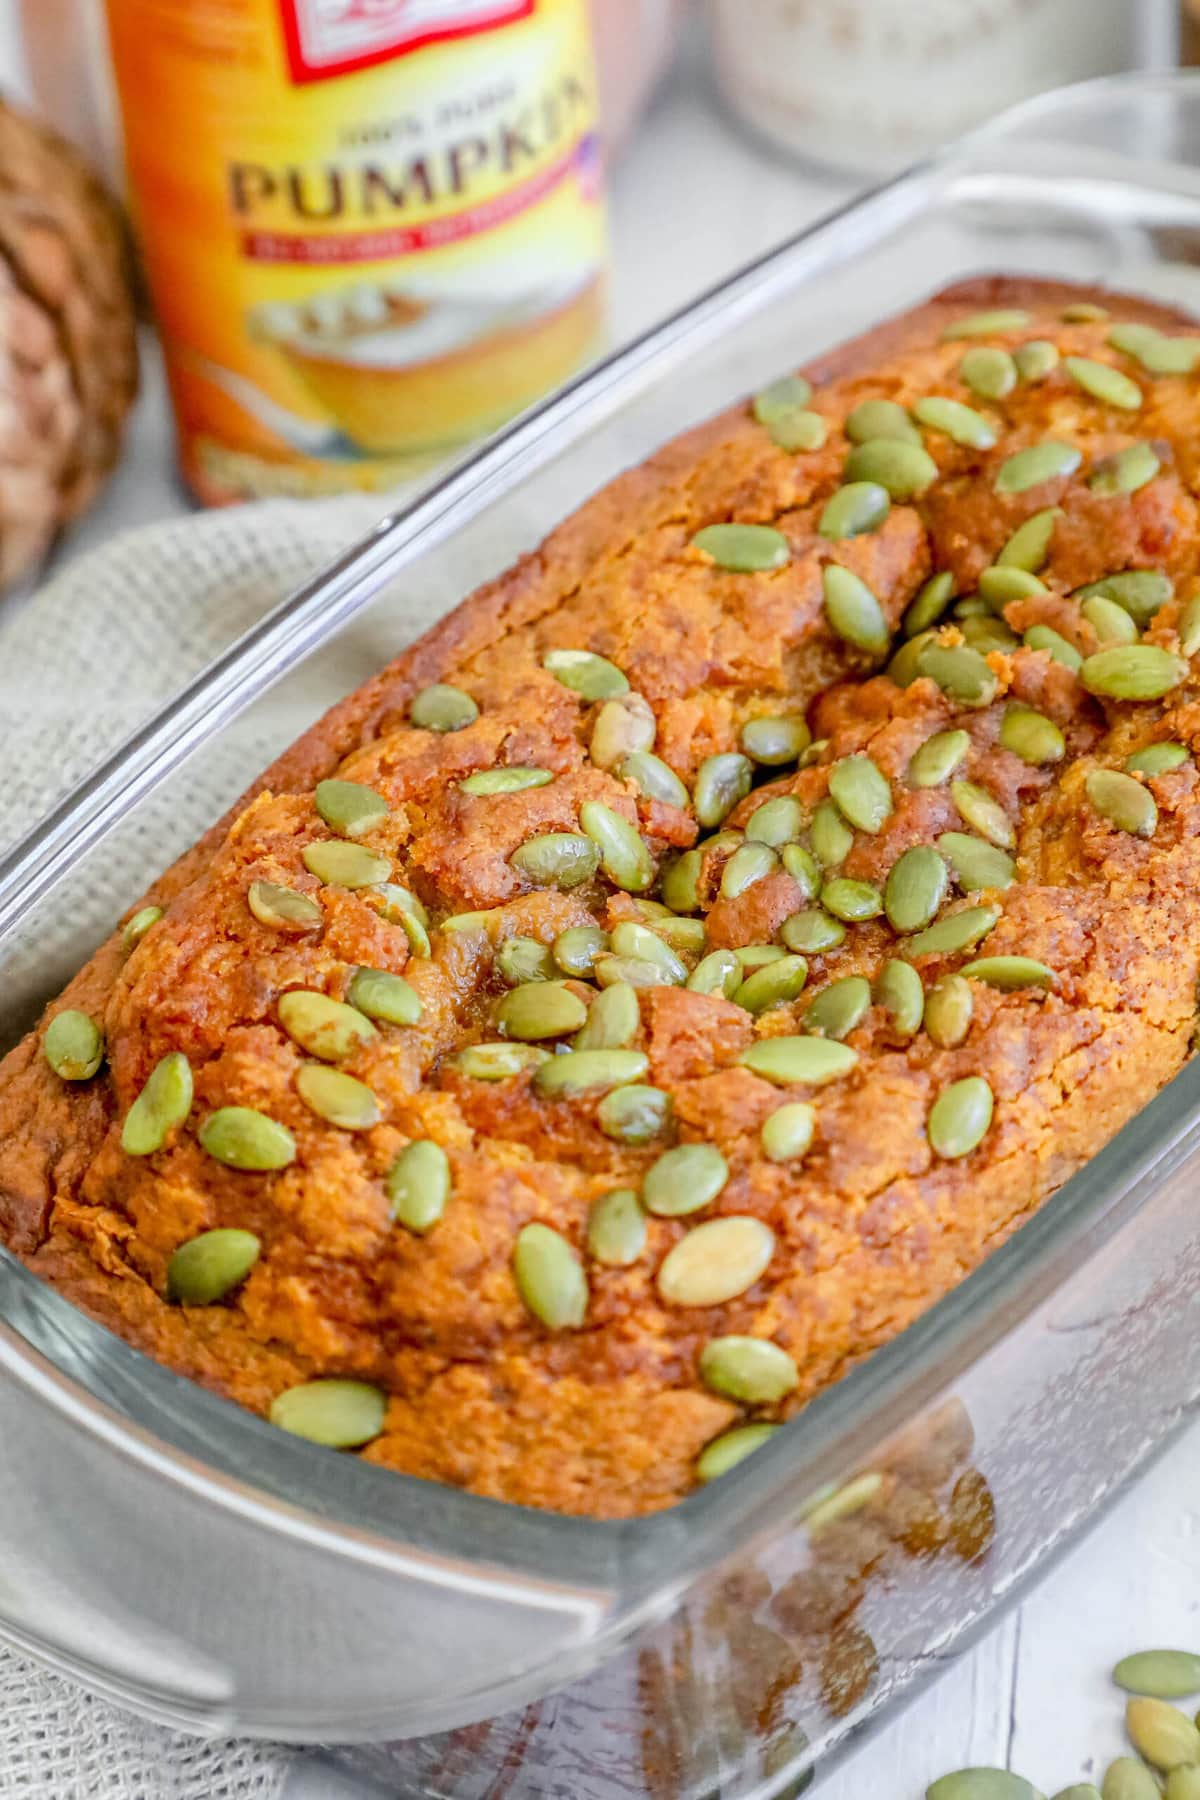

{"left": 4, "top": 276, "right": 1200, "bottom": 1517}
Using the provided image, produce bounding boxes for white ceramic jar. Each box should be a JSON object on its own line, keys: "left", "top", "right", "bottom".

{"left": 710, "top": 0, "right": 1157, "bottom": 176}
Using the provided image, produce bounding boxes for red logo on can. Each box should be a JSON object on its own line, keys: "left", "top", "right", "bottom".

{"left": 279, "top": 0, "right": 535, "bottom": 83}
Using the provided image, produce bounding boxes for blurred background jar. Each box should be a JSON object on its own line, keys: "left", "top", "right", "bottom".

{"left": 710, "top": 0, "right": 1175, "bottom": 178}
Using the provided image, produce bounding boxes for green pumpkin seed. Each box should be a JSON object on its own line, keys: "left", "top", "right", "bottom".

{"left": 1167, "top": 1773, "right": 1200, "bottom": 1800}
{"left": 908, "top": 729, "right": 971, "bottom": 789}
{"left": 1065, "top": 355, "right": 1143, "bottom": 410}
{"left": 924, "top": 973, "right": 973, "bottom": 1048}
{"left": 961, "top": 614, "right": 1020, "bottom": 656}
{"left": 302, "top": 841, "right": 391, "bottom": 888}
{"left": 594, "top": 954, "right": 674, "bottom": 990}
{"left": 270, "top": 1380, "right": 386, "bottom": 1449}
{"left": 904, "top": 905, "right": 1000, "bottom": 959}
{"left": 694, "top": 752, "right": 753, "bottom": 828}
{"left": 918, "top": 644, "right": 999, "bottom": 707}
{"left": 453, "top": 1041, "right": 549, "bottom": 1079}
{"left": 740, "top": 714, "right": 811, "bottom": 765}
{"left": 1014, "top": 338, "right": 1060, "bottom": 383}
{"left": 514, "top": 1222, "right": 588, "bottom": 1328}
{"left": 497, "top": 981, "right": 589, "bottom": 1040}
{"left": 1126, "top": 741, "right": 1190, "bottom": 776}
{"left": 533, "top": 1047, "right": 648, "bottom": 1097}
{"left": 938, "top": 832, "right": 1015, "bottom": 891}
{"left": 549, "top": 925, "right": 607, "bottom": 978}
{"left": 1114, "top": 1651, "right": 1200, "bottom": 1699}
{"left": 845, "top": 438, "right": 938, "bottom": 499}
{"left": 889, "top": 630, "right": 938, "bottom": 687}
{"left": 696, "top": 1422, "right": 779, "bottom": 1481}
{"left": 927, "top": 1773, "right": 1037, "bottom": 1800}
{"left": 956, "top": 599, "right": 992, "bottom": 622}
{"left": 979, "top": 566, "right": 1046, "bottom": 609}
{"left": 913, "top": 396, "right": 997, "bottom": 450}
{"left": 822, "top": 563, "right": 890, "bottom": 656}
{"left": 1083, "top": 595, "right": 1139, "bottom": 647}
{"left": 876, "top": 958, "right": 924, "bottom": 1035}
{"left": 693, "top": 522, "right": 790, "bottom": 572}
{"left": 845, "top": 397, "right": 923, "bottom": 443}
{"left": 805, "top": 974, "right": 870, "bottom": 1040}
{"left": 781, "top": 908, "right": 846, "bottom": 954}
{"left": 1127, "top": 1698, "right": 1200, "bottom": 1771}
{"left": 735, "top": 953, "right": 809, "bottom": 1015}
{"left": 1108, "top": 321, "right": 1163, "bottom": 357}
{"left": 1051, "top": 1787, "right": 1102, "bottom": 1800}
{"left": 904, "top": 571, "right": 957, "bottom": 637}
{"left": 314, "top": 778, "right": 389, "bottom": 838}
{"left": 397, "top": 909, "right": 432, "bottom": 958}
{"left": 123, "top": 904, "right": 164, "bottom": 947}
{"left": 684, "top": 948, "right": 739, "bottom": 997}
{"left": 952, "top": 779, "right": 1014, "bottom": 847}
{"left": 199, "top": 1107, "right": 296, "bottom": 1171}
{"left": 347, "top": 966, "right": 423, "bottom": 1027}
{"left": 1078, "top": 570, "right": 1173, "bottom": 624}
{"left": 373, "top": 883, "right": 429, "bottom": 928}
{"left": 766, "top": 407, "right": 828, "bottom": 452}
{"left": 1000, "top": 705, "right": 1065, "bottom": 765}
{"left": 495, "top": 936, "right": 555, "bottom": 987}
{"left": 459, "top": 765, "right": 553, "bottom": 795}
{"left": 961, "top": 346, "right": 1017, "bottom": 400}
{"left": 511, "top": 832, "right": 599, "bottom": 889}
{"left": 386, "top": 1139, "right": 450, "bottom": 1234}
{"left": 807, "top": 800, "right": 851, "bottom": 870}
{"left": 734, "top": 944, "right": 783, "bottom": 970}
{"left": 721, "top": 841, "right": 779, "bottom": 898}
{"left": 579, "top": 800, "right": 655, "bottom": 892}
{"left": 998, "top": 507, "right": 1061, "bottom": 571}
{"left": 753, "top": 373, "right": 812, "bottom": 421}
{"left": 700, "top": 1335, "right": 799, "bottom": 1404}
{"left": 247, "top": 880, "right": 323, "bottom": 934}
{"left": 574, "top": 982, "right": 640, "bottom": 1050}
{"left": 1081, "top": 645, "right": 1186, "bottom": 700}
{"left": 1063, "top": 300, "right": 1109, "bottom": 321}
{"left": 961, "top": 955, "right": 1053, "bottom": 989}
{"left": 1090, "top": 442, "right": 1160, "bottom": 496}
{"left": 739, "top": 1035, "right": 857, "bottom": 1085}
{"left": 828, "top": 755, "right": 893, "bottom": 834}
{"left": 942, "top": 308, "right": 1031, "bottom": 340}
{"left": 590, "top": 693, "right": 656, "bottom": 769}
{"left": 658, "top": 1216, "right": 776, "bottom": 1307}
{"left": 995, "top": 440, "right": 1082, "bottom": 494}
{"left": 927, "top": 1076, "right": 994, "bottom": 1158}
{"left": 1103, "top": 1760, "right": 1164, "bottom": 1800}
{"left": 121, "top": 1052, "right": 193, "bottom": 1155}
{"left": 611, "top": 920, "right": 688, "bottom": 982}
{"left": 1086, "top": 767, "right": 1158, "bottom": 836}
{"left": 543, "top": 648, "right": 628, "bottom": 701}
{"left": 409, "top": 683, "right": 478, "bottom": 732}
{"left": 1139, "top": 336, "right": 1200, "bottom": 375}
{"left": 597, "top": 1084, "right": 672, "bottom": 1145}
{"left": 820, "top": 875, "right": 883, "bottom": 924}
{"left": 885, "top": 844, "right": 950, "bottom": 932}
{"left": 746, "top": 795, "right": 803, "bottom": 847}
{"left": 818, "top": 481, "right": 890, "bottom": 540}
{"left": 621, "top": 750, "right": 690, "bottom": 808}
{"left": 586, "top": 1188, "right": 647, "bottom": 1266}
{"left": 760, "top": 1101, "right": 816, "bottom": 1163}
{"left": 659, "top": 853, "right": 701, "bottom": 919}
{"left": 642, "top": 1143, "right": 729, "bottom": 1217}
{"left": 278, "top": 990, "right": 377, "bottom": 1062}
{"left": 1181, "top": 592, "right": 1200, "bottom": 658}
{"left": 295, "top": 1064, "right": 381, "bottom": 1129}
{"left": 167, "top": 1228, "right": 261, "bottom": 1305}
{"left": 1024, "top": 624, "right": 1083, "bottom": 671}
{"left": 44, "top": 1009, "right": 103, "bottom": 1081}
{"left": 781, "top": 842, "right": 820, "bottom": 900}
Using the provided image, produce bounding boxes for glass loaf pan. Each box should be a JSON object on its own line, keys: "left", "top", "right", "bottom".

{"left": 2, "top": 72, "right": 1200, "bottom": 1797}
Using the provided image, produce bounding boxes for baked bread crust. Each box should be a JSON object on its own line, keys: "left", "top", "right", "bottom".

{"left": 4, "top": 276, "right": 1200, "bottom": 1516}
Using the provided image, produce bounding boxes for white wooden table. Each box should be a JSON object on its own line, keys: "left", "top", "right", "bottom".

{"left": 4, "top": 28, "right": 1199, "bottom": 1800}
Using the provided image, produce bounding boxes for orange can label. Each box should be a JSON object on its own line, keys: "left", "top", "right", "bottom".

{"left": 104, "top": 0, "right": 607, "bottom": 503}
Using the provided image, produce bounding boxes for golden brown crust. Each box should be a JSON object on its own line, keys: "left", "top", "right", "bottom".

{"left": 5, "top": 275, "right": 1200, "bottom": 1516}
